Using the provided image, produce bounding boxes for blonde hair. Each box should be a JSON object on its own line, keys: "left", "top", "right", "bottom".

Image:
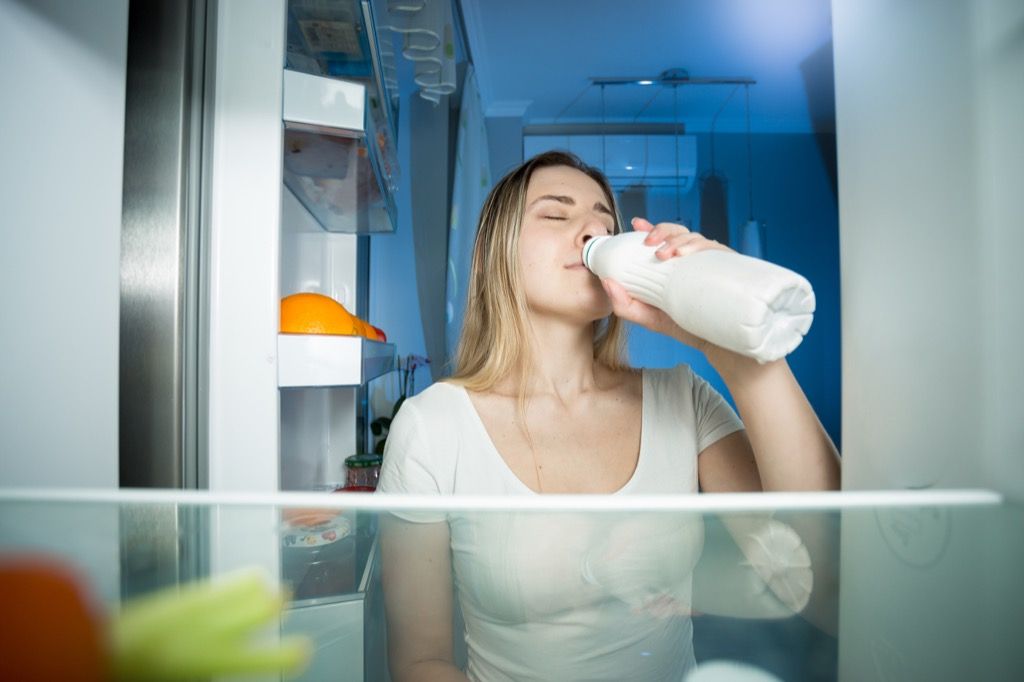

{"left": 449, "top": 150, "right": 629, "bottom": 395}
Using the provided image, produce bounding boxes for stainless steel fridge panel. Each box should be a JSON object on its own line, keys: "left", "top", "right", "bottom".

{"left": 120, "top": 0, "right": 208, "bottom": 488}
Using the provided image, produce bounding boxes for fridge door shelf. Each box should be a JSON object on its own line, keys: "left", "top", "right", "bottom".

{"left": 282, "top": 69, "right": 398, "bottom": 235}
{"left": 278, "top": 334, "right": 396, "bottom": 387}
{"left": 283, "top": 520, "right": 378, "bottom": 609}
{"left": 284, "top": 0, "right": 399, "bottom": 138}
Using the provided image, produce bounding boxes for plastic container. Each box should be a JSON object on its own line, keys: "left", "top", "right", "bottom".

{"left": 344, "top": 453, "right": 382, "bottom": 490}
{"left": 281, "top": 513, "right": 356, "bottom": 600}
{"left": 583, "top": 231, "right": 815, "bottom": 363}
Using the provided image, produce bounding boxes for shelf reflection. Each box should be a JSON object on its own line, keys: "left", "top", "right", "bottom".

{"left": 0, "top": 491, "right": 1020, "bottom": 681}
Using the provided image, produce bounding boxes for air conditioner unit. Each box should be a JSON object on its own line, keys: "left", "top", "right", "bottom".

{"left": 523, "top": 133, "right": 697, "bottom": 192}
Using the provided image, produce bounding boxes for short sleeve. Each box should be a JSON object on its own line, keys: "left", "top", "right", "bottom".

{"left": 690, "top": 371, "right": 744, "bottom": 454}
{"left": 376, "top": 400, "right": 448, "bottom": 523}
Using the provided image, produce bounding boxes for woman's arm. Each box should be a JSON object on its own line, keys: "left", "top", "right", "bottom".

{"left": 380, "top": 516, "right": 469, "bottom": 682}
{"left": 602, "top": 217, "right": 841, "bottom": 492}
{"left": 694, "top": 361, "right": 841, "bottom": 635}
{"left": 604, "top": 270, "right": 840, "bottom": 491}
{"left": 706, "top": 352, "right": 840, "bottom": 492}
{"left": 602, "top": 219, "right": 841, "bottom": 632}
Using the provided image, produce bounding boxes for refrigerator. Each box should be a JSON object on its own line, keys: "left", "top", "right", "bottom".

{"left": 117, "top": 2, "right": 404, "bottom": 679}
{"left": 119, "top": 0, "right": 400, "bottom": 493}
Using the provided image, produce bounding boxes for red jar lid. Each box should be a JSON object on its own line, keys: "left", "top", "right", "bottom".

{"left": 335, "top": 485, "right": 376, "bottom": 493}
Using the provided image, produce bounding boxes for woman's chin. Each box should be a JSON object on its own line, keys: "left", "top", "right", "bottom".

{"left": 527, "top": 288, "right": 613, "bottom": 325}
{"left": 580, "top": 300, "right": 614, "bottom": 323}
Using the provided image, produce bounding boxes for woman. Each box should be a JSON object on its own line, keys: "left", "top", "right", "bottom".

{"left": 378, "top": 151, "right": 841, "bottom": 681}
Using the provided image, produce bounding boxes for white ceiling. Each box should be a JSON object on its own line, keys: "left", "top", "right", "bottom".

{"left": 459, "top": 0, "right": 835, "bottom": 134}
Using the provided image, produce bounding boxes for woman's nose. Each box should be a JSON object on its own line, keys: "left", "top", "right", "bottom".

{"left": 577, "top": 219, "right": 607, "bottom": 245}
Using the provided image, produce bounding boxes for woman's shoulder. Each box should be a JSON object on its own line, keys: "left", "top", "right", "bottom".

{"left": 381, "top": 382, "right": 468, "bottom": 493}
{"left": 638, "top": 364, "right": 709, "bottom": 411}
{"left": 404, "top": 378, "right": 462, "bottom": 401}
{"left": 639, "top": 363, "right": 696, "bottom": 387}
{"left": 393, "top": 380, "right": 468, "bottom": 423}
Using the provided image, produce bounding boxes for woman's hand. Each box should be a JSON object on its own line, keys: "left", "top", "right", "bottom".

{"left": 600, "top": 217, "right": 734, "bottom": 356}
{"left": 634, "top": 216, "right": 733, "bottom": 261}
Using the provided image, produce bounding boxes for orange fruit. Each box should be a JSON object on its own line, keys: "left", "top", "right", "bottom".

{"left": 352, "top": 318, "right": 370, "bottom": 338}
{"left": 0, "top": 556, "right": 110, "bottom": 681}
{"left": 280, "top": 293, "right": 357, "bottom": 335}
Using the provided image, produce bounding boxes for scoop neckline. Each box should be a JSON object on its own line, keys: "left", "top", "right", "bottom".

{"left": 446, "top": 373, "right": 648, "bottom": 496}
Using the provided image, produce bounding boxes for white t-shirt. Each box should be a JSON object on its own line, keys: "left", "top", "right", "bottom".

{"left": 378, "top": 364, "right": 744, "bottom": 681}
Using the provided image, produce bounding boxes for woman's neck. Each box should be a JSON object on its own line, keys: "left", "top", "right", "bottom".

{"left": 511, "top": 316, "right": 605, "bottom": 400}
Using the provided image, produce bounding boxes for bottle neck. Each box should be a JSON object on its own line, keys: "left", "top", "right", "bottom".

{"left": 582, "top": 235, "right": 610, "bottom": 272}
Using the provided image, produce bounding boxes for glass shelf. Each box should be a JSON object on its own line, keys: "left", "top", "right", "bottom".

{"left": 285, "top": 0, "right": 398, "bottom": 139}
{"left": 281, "top": 0, "right": 400, "bottom": 236}
{"left": 0, "top": 489, "right": 1020, "bottom": 681}
{"left": 278, "top": 333, "right": 396, "bottom": 388}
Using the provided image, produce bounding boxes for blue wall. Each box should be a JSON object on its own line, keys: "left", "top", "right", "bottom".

{"left": 370, "top": 118, "right": 841, "bottom": 449}
{"left": 366, "top": 67, "right": 435, "bottom": 423}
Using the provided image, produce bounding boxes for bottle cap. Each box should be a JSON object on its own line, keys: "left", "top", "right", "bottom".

{"left": 582, "top": 235, "right": 610, "bottom": 271}
{"left": 345, "top": 453, "right": 382, "bottom": 469}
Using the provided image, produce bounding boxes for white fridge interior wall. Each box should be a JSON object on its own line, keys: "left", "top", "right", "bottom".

{"left": 834, "top": 0, "right": 1024, "bottom": 499}
{"left": 0, "top": 0, "right": 127, "bottom": 488}
{"left": 279, "top": 187, "right": 359, "bottom": 490}
{"left": 204, "top": 0, "right": 285, "bottom": 493}
{"left": 280, "top": 188, "right": 359, "bottom": 312}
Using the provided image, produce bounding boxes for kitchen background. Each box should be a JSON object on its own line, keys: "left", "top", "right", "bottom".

{"left": 370, "top": 0, "right": 843, "bottom": 456}
{"left": 0, "top": 2, "right": 1021, "bottom": 681}
{"left": 1, "top": 0, "right": 1021, "bottom": 495}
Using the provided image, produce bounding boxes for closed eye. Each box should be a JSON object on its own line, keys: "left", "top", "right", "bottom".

{"left": 543, "top": 215, "right": 567, "bottom": 220}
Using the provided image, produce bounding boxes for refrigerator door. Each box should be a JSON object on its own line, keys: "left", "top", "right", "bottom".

{"left": 120, "top": 0, "right": 209, "bottom": 488}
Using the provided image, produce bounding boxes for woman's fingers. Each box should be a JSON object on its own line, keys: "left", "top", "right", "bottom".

{"left": 601, "top": 278, "right": 641, "bottom": 319}
{"left": 655, "top": 232, "right": 732, "bottom": 260}
{"left": 603, "top": 277, "right": 714, "bottom": 353}
{"left": 631, "top": 217, "right": 690, "bottom": 244}
{"left": 630, "top": 217, "right": 733, "bottom": 260}
{"left": 631, "top": 216, "right": 655, "bottom": 233}
{"left": 601, "top": 278, "right": 666, "bottom": 330}
{"left": 654, "top": 233, "right": 701, "bottom": 259}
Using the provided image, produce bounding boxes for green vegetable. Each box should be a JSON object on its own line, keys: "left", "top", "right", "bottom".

{"left": 112, "top": 568, "right": 311, "bottom": 681}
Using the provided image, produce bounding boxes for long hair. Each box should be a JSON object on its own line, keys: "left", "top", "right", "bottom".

{"left": 449, "top": 150, "right": 629, "bottom": 395}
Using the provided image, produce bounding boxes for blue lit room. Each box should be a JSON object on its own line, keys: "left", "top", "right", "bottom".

{"left": 1, "top": 1, "right": 1021, "bottom": 680}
